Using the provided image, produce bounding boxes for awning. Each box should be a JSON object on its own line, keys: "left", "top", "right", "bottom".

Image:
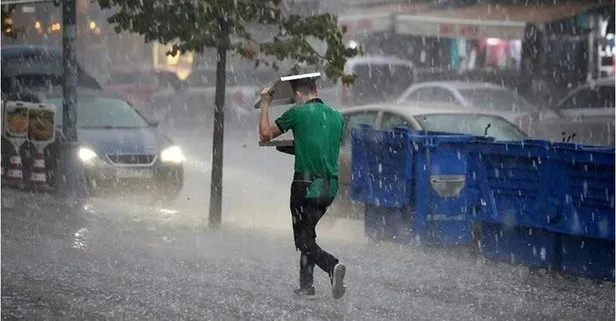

{"left": 338, "top": 12, "right": 392, "bottom": 35}
{"left": 338, "top": 3, "right": 431, "bottom": 36}
{"left": 394, "top": 2, "right": 610, "bottom": 40}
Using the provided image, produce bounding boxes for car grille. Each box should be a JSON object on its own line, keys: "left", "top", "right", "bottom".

{"left": 106, "top": 154, "right": 156, "bottom": 165}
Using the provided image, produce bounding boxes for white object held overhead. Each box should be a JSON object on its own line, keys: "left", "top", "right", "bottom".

{"left": 280, "top": 72, "right": 321, "bottom": 81}
{"left": 254, "top": 72, "right": 322, "bottom": 109}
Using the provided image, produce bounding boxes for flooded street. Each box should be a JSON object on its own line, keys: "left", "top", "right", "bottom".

{"left": 2, "top": 124, "right": 613, "bottom": 321}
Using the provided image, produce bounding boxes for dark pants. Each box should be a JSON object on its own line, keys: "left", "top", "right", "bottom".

{"left": 290, "top": 177, "right": 339, "bottom": 289}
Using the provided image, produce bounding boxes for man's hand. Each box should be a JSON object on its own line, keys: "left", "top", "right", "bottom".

{"left": 259, "top": 86, "right": 282, "bottom": 142}
{"left": 260, "top": 86, "right": 275, "bottom": 106}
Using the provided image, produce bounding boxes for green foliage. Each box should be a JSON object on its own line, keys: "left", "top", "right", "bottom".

{"left": 96, "top": 0, "right": 359, "bottom": 83}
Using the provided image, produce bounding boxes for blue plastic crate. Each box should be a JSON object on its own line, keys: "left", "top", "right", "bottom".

{"left": 470, "top": 139, "right": 615, "bottom": 241}
{"left": 465, "top": 136, "right": 497, "bottom": 224}
{"left": 560, "top": 234, "right": 615, "bottom": 280}
{"left": 550, "top": 144, "right": 615, "bottom": 240}
{"left": 470, "top": 140, "right": 561, "bottom": 229}
{"left": 480, "top": 223, "right": 558, "bottom": 270}
{"left": 351, "top": 125, "right": 413, "bottom": 207}
{"left": 355, "top": 128, "right": 477, "bottom": 246}
{"left": 409, "top": 133, "right": 476, "bottom": 246}
{"left": 350, "top": 124, "right": 375, "bottom": 204}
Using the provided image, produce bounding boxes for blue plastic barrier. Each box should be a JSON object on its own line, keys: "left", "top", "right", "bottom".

{"left": 560, "top": 234, "right": 615, "bottom": 280}
{"left": 480, "top": 223, "right": 558, "bottom": 270}
{"left": 550, "top": 143, "right": 615, "bottom": 240}
{"left": 352, "top": 126, "right": 476, "bottom": 246}
{"left": 410, "top": 132, "right": 475, "bottom": 246}
{"left": 351, "top": 127, "right": 615, "bottom": 278}
{"left": 350, "top": 124, "right": 375, "bottom": 205}
{"left": 470, "top": 140, "right": 615, "bottom": 278}
{"left": 350, "top": 125, "right": 413, "bottom": 208}
{"left": 470, "top": 139, "right": 558, "bottom": 229}
{"left": 470, "top": 140, "right": 615, "bottom": 238}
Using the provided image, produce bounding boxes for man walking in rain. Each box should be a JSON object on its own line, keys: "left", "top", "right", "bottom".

{"left": 258, "top": 77, "right": 346, "bottom": 299}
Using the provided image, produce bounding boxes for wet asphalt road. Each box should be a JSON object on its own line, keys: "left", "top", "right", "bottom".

{"left": 2, "top": 124, "right": 614, "bottom": 321}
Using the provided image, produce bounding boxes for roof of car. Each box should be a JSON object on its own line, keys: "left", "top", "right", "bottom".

{"left": 14, "top": 87, "right": 126, "bottom": 101}
{"left": 342, "top": 102, "right": 506, "bottom": 118}
{"left": 1, "top": 45, "right": 62, "bottom": 59}
{"left": 1, "top": 45, "right": 102, "bottom": 90}
{"left": 409, "top": 81, "right": 505, "bottom": 90}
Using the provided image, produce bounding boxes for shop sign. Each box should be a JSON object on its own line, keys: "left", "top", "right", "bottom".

{"left": 438, "top": 23, "right": 479, "bottom": 37}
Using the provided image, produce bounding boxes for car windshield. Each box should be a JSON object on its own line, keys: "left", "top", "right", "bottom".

{"left": 415, "top": 113, "right": 527, "bottom": 141}
{"left": 45, "top": 96, "right": 149, "bottom": 128}
{"left": 458, "top": 88, "right": 537, "bottom": 113}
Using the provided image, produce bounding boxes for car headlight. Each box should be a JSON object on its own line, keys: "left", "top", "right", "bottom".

{"left": 160, "top": 146, "right": 185, "bottom": 163}
{"left": 78, "top": 147, "right": 98, "bottom": 163}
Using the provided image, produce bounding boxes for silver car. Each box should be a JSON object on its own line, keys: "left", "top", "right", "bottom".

{"left": 332, "top": 102, "right": 528, "bottom": 219}
{"left": 396, "top": 81, "right": 556, "bottom": 137}
{"left": 539, "top": 77, "right": 615, "bottom": 146}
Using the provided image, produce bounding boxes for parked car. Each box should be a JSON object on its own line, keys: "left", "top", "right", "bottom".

{"left": 103, "top": 68, "right": 182, "bottom": 115}
{"left": 2, "top": 88, "right": 185, "bottom": 200}
{"left": 318, "top": 55, "right": 416, "bottom": 108}
{"left": 396, "top": 81, "right": 557, "bottom": 136}
{"left": 1, "top": 45, "right": 101, "bottom": 94}
{"left": 332, "top": 102, "right": 528, "bottom": 219}
{"left": 538, "top": 77, "right": 615, "bottom": 146}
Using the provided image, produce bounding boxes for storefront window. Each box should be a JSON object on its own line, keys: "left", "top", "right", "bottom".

{"left": 458, "top": 39, "right": 521, "bottom": 71}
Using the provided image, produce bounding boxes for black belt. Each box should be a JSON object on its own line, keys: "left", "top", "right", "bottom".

{"left": 293, "top": 172, "right": 338, "bottom": 182}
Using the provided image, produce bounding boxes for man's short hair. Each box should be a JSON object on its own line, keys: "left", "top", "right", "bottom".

{"left": 290, "top": 77, "right": 317, "bottom": 95}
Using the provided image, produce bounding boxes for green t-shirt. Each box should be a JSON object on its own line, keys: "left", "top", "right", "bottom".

{"left": 275, "top": 100, "right": 344, "bottom": 199}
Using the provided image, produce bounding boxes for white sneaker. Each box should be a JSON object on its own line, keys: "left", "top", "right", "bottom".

{"left": 331, "top": 263, "right": 346, "bottom": 299}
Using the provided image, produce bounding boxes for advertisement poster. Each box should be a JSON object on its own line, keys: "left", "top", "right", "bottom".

{"left": 28, "top": 106, "right": 56, "bottom": 143}
{"left": 3, "top": 104, "right": 29, "bottom": 140}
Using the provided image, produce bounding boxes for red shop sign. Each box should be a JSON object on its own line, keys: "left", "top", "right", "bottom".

{"left": 438, "top": 23, "right": 479, "bottom": 37}
{"left": 439, "top": 23, "right": 455, "bottom": 34}
{"left": 357, "top": 19, "right": 372, "bottom": 30}
{"left": 458, "top": 25, "right": 478, "bottom": 36}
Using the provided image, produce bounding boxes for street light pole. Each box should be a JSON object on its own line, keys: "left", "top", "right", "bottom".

{"left": 54, "top": 0, "right": 89, "bottom": 201}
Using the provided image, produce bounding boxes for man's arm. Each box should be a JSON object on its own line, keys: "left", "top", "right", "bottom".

{"left": 258, "top": 86, "right": 283, "bottom": 142}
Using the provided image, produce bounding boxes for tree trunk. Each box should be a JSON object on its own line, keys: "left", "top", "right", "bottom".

{"left": 208, "top": 17, "right": 228, "bottom": 228}
{"left": 55, "top": 0, "right": 89, "bottom": 202}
